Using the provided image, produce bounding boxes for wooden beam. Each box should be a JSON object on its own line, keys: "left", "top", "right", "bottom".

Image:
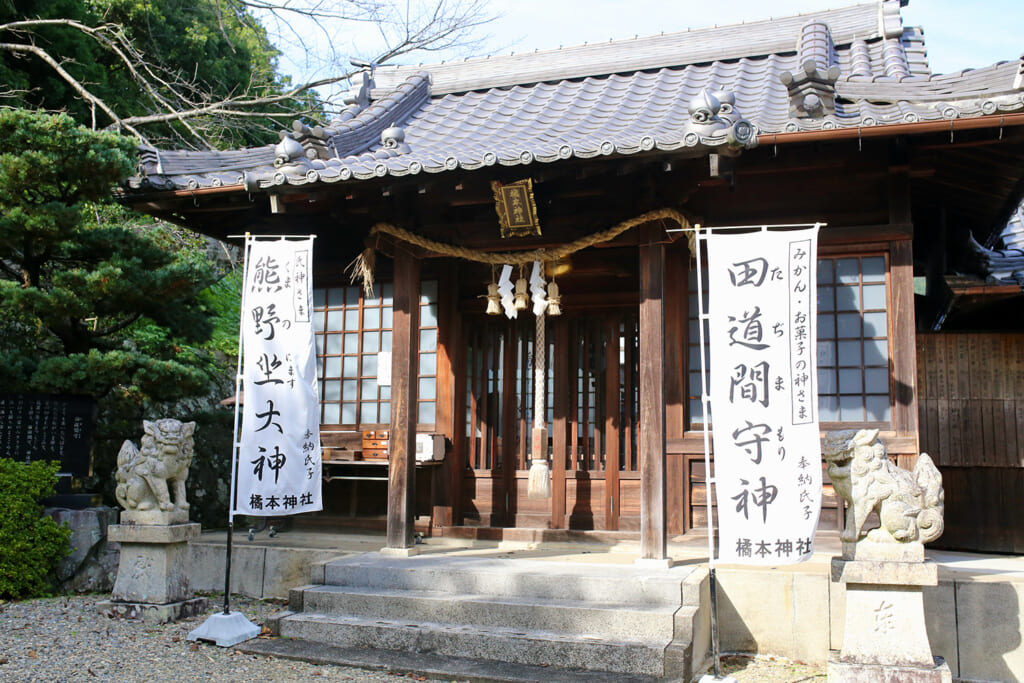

{"left": 667, "top": 432, "right": 919, "bottom": 455}
{"left": 386, "top": 247, "right": 420, "bottom": 550}
{"left": 820, "top": 224, "right": 913, "bottom": 245}
{"left": 639, "top": 226, "right": 667, "bottom": 560}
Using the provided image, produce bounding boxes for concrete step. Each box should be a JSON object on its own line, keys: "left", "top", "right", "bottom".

{"left": 298, "top": 583, "right": 679, "bottom": 640}
{"left": 277, "top": 611, "right": 668, "bottom": 676}
{"left": 321, "top": 553, "right": 696, "bottom": 605}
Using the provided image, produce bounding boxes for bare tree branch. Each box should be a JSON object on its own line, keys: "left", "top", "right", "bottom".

{"left": 1, "top": 1, "right": 497, "bottom": 148}
{"left": 0, "top": 41, "right": 144, "bottom": 140}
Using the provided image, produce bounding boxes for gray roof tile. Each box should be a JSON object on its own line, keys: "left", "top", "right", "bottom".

{"left": 1003, "top": 207, "right": 1024, "bottom": 255}
{"left": 127, "top": 0, "right": 1024, "bottom": 194}
{"left": 964, "top": 211, "right": 1024, "bottom": 285}
{"left": 372, "top": 2, "right": 888, "bottom": 96}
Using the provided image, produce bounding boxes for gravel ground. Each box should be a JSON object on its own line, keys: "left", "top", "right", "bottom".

{"left": 0, "top": 594, "right": 824, "bottom": 682}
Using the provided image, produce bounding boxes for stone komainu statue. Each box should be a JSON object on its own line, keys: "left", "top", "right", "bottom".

{"left": 116, "top": 419, "right": 196, "bottom": 518}
{"left": 822, "top": 428, "right": 944, "bottom": 545}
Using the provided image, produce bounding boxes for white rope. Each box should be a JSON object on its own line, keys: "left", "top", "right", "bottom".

{"left": 527, "top": 311, "right": 552, "bottom": 499}
{"left": 534, "top": 312, "right": 546, "bottom": 430}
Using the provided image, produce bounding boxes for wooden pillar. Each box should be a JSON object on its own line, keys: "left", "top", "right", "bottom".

{"left": 888, "top": 168, "right": 920, "bottom": 451}
{"left": 500, "top": 325, "right": 517, "bottom": 525}
{"left": 639, "top": 226, "right": 667, "bottom": 560}
{"left": 386, "top": 248, "right": 420, "bottom": 552}
{"left": 551, "top": 317, "right": 569, "bottom": 529}
{"left": 435, "top": 268, "right": 459, "bottom": 529}
{"left": 664, "top": 245, "right": 688, "bottom": 535}
{"left": 891, "top": 238, "right": 919, "bottom": 447}
{"left": 605, "top": 318, "right": 620, "bottom": 531}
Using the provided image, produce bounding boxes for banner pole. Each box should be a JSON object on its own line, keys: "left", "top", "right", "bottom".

{"left": 695, "top": 226, "right": 723, "bottom": 680}
{"left": 224, "top": 232, "right": 253, "bottom": 615}
{"left": 223, "top": 518, "right": 234, "bottom": 614}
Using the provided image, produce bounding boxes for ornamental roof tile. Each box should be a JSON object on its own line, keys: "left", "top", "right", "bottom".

{"left": 963, "top": 207, "right": 1024, "bottom": 286}
{"left": 1004, "top": 207, "right": 1024, "bottom": 252}
{"left": 127, "top": 0, "right": 1024, "bottom": 194}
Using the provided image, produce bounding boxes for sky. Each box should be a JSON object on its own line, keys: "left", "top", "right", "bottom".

{"left": 477, "top": 0, "right": 1022, "bottom": 75}
{"left": 270, "top": 0, "right": 1023, "bottom": 104}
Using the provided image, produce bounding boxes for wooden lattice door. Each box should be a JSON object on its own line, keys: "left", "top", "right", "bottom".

{"left": 461, "top": 311, "right": 640, "bottom": 530}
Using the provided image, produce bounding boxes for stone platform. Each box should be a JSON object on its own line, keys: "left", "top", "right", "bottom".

{"left": 268, "top": 552, "right": 711, "bottom": 681}
{"left": 186, "top": 528, "right": 1024, "bottom": 682}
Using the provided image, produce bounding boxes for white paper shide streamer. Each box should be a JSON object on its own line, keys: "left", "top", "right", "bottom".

{"left": 529, "top": 261, "right": 548, "bottom": 316}
{"left": 235, "top": 237, "right": 322, "bottom": 516}
{"left": 707, "top": 227, "right": 821, "bottom": 564}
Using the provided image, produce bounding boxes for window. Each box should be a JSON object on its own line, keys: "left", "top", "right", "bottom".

{"left": 816, "top": 255, "right": 890, "bottom": 422}
{"left": 313, "top": 281, "right": 438, "bottom": 427}
{"left": 687, "top": 254, "right": 891, "bottom": 426}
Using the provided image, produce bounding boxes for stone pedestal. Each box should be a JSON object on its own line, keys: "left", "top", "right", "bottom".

{"left": 119, "top": 507, "right": 188, "bottom": 526}
{"left": 829, "top": 543, "right": 951, "bottom": 682}
{"left": 98, "top": 522, "right": 207, "bottom": 624}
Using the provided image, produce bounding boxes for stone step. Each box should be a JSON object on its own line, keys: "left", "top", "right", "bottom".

{"left": 321, "top": 553, "right": 694, "bottom": 605}
{"left": 298, "top": 584, "right": 679, "bottom": 640}
{"left": 241, "top": 634, "right": 661, "bottom": 683}
{"left": 277, "top": 611, "right": 668, "bottom": 676}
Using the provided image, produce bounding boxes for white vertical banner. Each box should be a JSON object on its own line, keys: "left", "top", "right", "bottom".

{"left": 234, "top": 237, "right": 322, "bottom": 516}
{"left": 707, "top": 227, "right": 820, "bottom": 564}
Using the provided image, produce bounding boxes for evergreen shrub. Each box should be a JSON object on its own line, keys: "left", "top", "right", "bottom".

{"left": 0, "top": 459, "right": 71, "bottom": 599}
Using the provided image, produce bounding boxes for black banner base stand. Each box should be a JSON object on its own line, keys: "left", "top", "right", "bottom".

{"left": 696, "top": 567, "right": 738, "bottom": 682}
{"left": 187, "top": 518, "right": 260, "bottom": 647}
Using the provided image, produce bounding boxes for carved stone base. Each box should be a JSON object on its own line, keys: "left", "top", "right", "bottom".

{"left": 842, "top": 540, "right": 925, "bottom": 563}
{"left": 831, "top": 557, "right": 941, "bottom": 680}
{"left": 828, "top": 656, "right": 952, "bottom": 682}
{"left": 97, "top": 597, "right": 209, "bottom": 625}
{"left": 109, "top": 523, "right": 200, "bottom": 607}
{"left": 120, "top": 508, "right": 189, "bottom": 526}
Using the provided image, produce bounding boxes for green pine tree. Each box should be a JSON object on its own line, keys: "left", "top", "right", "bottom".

{"left": 0, "top": 108, "right": 217, "bottom": 403}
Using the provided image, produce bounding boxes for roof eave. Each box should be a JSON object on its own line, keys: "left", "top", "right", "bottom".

{"left": 760, "top": 111, "right": 1024, "bottom": 145}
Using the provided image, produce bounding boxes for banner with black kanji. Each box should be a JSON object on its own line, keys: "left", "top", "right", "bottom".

{"left": 234, "top": 237, "right": 322, "bottom": 516}
{"left": 706, "top": 227, "right": 821, "bottom": 564}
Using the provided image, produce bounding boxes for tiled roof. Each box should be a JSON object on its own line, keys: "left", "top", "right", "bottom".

{"left": 961, "top": 205, "right": 1024, "bottom": 285}
{"left": 128, "top": 0, "right": 1024, "bottom": 194}
{"left": 1003, "top": 206, "right": 1024, "bottom": 252}
{"left": 369, "top": 1, "right": 921, "bottom": 95}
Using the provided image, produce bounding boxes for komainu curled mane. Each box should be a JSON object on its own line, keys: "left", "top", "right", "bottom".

{"left": 115, "top": 419, "right": 196, "bottom": 523}
{"left": 823, "top": 428, "right": 944, "bottom": 545}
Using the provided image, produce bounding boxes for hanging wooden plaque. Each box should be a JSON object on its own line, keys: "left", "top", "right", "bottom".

{"left": 492, "top": 178, "right": 541, "bottom": 238}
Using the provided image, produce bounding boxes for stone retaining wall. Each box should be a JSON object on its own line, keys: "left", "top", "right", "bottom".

{"left": 717, "top": 564, "right": 1023, "bottom": 682}
{"left": 45, "top": 507, "right": 120, "bottom": 593}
